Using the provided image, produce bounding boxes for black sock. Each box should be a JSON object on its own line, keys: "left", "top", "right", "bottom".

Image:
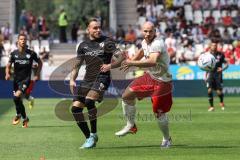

{"left": 13, "top": 96, "right": 21, "bottom": 115}
{"left": 14, "top": 96, "right": 26, "bottom": 118}
{"left": 71, "top": 106, "right": 90, "bottom": 138}
{"left": 20, "top": 103, "right": 26, "bottom": 119}
{"left": 85, "top": 99, "right": 97, "bottom": 134}
{"left": 218, "top": 93, "right": 224, "bottom": 103}
{"left": 208, "top": 92, "right": 214, "bottom": 107}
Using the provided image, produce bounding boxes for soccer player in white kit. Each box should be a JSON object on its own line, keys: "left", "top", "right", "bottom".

{"left": 115, "top": 21, "right": 173, "bottom": 148}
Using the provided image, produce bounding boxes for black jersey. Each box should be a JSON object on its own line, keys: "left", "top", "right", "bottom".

{"left": 209, "top": 51, "right": 226, "bottom": 76}
{"left": 9, "top": 49, "right": 40, "bottom": 82}
{"left": 205, "top": 51, "right": 226, "bottom": 90}
{"left": 77, "top": 36, "right": 117, "bottom": 81}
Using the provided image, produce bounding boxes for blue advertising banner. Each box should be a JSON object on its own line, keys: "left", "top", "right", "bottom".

{"left": 0, "top": 80, "right": 239, "bottom": 98}
{"left": 170, "top": 65, "right": 240, "bottom": 80}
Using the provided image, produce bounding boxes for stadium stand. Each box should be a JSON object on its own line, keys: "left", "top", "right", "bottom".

{"left": 0, "top": 0, "right": 239, "bottom": 68}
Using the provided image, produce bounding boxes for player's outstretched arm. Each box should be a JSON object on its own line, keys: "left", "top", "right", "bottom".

{"left": 120, "top": 52, "right": 159, "bottom": 71}
{"left": 100, "top": 50, "right": 126, "bottom": 72}
{"left": 101, "top": 48, "right": 145, "bottom": 73}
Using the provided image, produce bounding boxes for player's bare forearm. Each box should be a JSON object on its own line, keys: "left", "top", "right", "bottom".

{"left": 126, "top": 52, "right": 159, "bottom": 68}
{"left": 111, "top": 49, "right": 127, "bottom": 69}
{"left": 5, "top": 63, "right": 11, "bottom": 80}
{"left": 101, "top": 60, "right": 122, "bottom": 72}
{"left": 35, "top": 60, "right": 43, "bottom": 78}
{"left": 120, "top": 59, "right": 156, "bottom": 72}
{"left": 111, "top": 55, "right": 125, "bottom": 69}
{"left": 70, "top": 68, "right": 79, "bottom": 81}
{"left": 70, "top": 59, "right": 82, "bottom": 81}
{"left": 69, "top": 59, "right": 82, "bottom": 95}
{"left": 127, "top": 59, "right": 157, "bottom": 68}
{"left": 100, "top": 51, "right": 126, "bottom": 72}
{"left": 120, "top": 52, "right": 159, "bottom": 71}
{"left": 5, "top": 63, "right": 11, "bottom": 75}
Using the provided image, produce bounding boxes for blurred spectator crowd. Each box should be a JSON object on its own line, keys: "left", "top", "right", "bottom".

{"left": 1, "top": 1, "right": 240, "bottom": 67}
{"left": 114, "top": 0, "right": 240, "bottom": 65}
{"left": 0, "top": 10, "right": 51, "bottom": 67}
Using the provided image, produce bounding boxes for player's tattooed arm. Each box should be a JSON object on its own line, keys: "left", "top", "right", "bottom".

{"left": 120, "top": 51, "right": 159, "bottom": 71}
{"left": 111, "top": 50, "right": 127, "bottom": 68}
{"left": 70, "top": 58, "right": 83, "bottom": 94}
{"left": 100, "top": 49, "right": 126, "bottom": 72}
{"left": 119, "top": 49, "right": 145, "bottom": 72}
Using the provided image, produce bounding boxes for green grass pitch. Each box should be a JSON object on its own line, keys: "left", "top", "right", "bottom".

{"left": 0, "top": 97, "right": 239, "bottom": 160}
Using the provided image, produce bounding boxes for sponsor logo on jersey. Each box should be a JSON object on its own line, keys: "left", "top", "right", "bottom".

{"left": 85, "top": 50, "right": 104, "bottom": 56}
{"left": 15, "top": 60, "right": 30, "bottom": 64}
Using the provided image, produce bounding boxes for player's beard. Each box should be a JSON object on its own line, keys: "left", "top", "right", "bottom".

{"left": 145, "top": 36, "right": 155, "bottom": 44}
{"left": 92, "top": 31, "right": 101, "bottom": 39}
{"left": 89, "top": 33, "right": 101, "bottom": 40}
{"left": 18, "top": 43, "right": 27, "bottom": 53}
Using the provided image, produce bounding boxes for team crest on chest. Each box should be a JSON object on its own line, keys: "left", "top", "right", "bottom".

{"left": 83, "top": 46, "right": 89, "bottom": 50}
{"left": 99, "top": 42, "right": 104, "bottom": 48}
{"left": 26, "top": 54, "right": 31, "bottom": 59}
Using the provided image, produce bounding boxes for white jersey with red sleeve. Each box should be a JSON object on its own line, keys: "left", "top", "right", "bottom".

{"left": 141, "top": 37, "right": 172, "bottom": 82}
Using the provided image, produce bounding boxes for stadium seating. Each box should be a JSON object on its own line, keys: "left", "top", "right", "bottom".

{"left": 194, "top": 10, "right": 203, "bottom": 24}
{"left": 40, "top": 40, "right": 50, "bottom": 52}
{"left": 212, "top": 10, "right": 221, "bottom": 23}
{"left": 203, "top": 10, "right": 210, "bottom": 19}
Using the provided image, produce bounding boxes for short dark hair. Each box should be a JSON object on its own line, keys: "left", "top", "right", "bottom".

{"left": 18, "top": 33, "right": 27, "bottom": 39}
{"left": 86, "top": 18, "right": 100, "bottom": 27}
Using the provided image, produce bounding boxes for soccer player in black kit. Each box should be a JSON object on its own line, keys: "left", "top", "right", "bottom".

{"left": 206, "top": 39, "right": 228, "bottom": 112}
{"left": 5, "top": 34, "right": 42, "bottom": 127}
{"left": 70, "top": 18, "right": 122, "bottom": 149}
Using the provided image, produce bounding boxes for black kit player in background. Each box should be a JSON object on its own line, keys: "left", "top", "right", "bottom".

{"left": 206, "top": 39, "right": 228, "bottom": 112}
{"left": 70, "top": 18, "right": 124, "bottom": 149}
{"left": 5, "top": 33, "right": 42, "bottom": 128}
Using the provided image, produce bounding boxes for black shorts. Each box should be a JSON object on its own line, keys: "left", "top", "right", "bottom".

{"left": 206, "top": 73, "right": 223, "bottom": 90}
{"left": 13, "top": 79, "right": 31, "bottom": 94}
{"left": 73, "top": 75, "right": 111, "bottom": 103}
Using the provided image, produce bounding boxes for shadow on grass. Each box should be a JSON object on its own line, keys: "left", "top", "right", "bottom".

{"left": 95, "top": 144, "right": 239, "bottom": 150}
{"left": 29, "top": 125, "right": 73, "bottom": 128}
{"left": 178, "top": 145, "right": 240, "bottom": 149}
{"left": 95, "top": 144, "right": 161, "bottom": 149}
